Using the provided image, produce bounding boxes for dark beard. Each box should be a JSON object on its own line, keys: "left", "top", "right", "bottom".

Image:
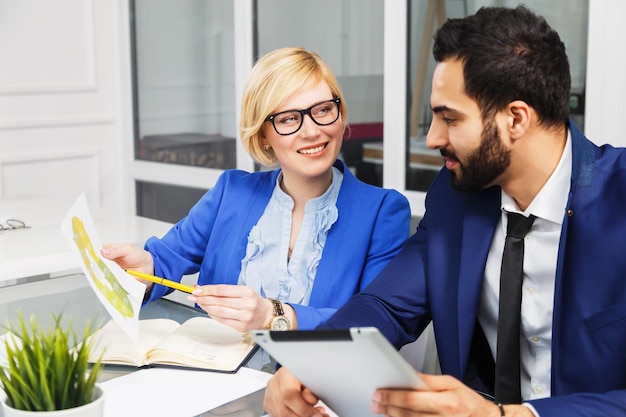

{"left": 445, "top": 119, "right": 511, "bottom": 192}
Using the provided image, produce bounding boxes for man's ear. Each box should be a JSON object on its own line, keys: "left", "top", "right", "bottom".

{"left": 506, "top": 100, "right": 531, "bottom": 140}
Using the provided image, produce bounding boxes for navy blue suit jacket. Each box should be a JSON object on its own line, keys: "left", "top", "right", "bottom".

{"left": 322, "top": 122, "right": 626, "bottom": 416}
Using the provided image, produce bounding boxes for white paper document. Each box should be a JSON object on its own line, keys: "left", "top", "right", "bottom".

{"left": 0, "top": 332, "right": 22, "bottom": 369}
{"left": 100, "top": 367, "right": 272, "bottom": 417}
{"left": 60, "top": 193, "right": 145, "bottom": 341}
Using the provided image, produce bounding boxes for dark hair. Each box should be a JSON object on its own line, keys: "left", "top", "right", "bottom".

{"left": 433, "top": 5, "right": 570, "bottom": 127}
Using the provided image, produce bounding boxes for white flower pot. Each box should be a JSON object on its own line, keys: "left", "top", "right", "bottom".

{"left": 0, "top": 385, "right": 104, "bottom": 417}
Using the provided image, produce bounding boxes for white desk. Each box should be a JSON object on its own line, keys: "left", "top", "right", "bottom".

{"left": 0, "top": 196, "right": 172, "bottom": 283}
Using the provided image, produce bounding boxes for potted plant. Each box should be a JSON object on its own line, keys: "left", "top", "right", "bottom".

{"left": 0, "top": 312, "right": 105, "bottom": 416}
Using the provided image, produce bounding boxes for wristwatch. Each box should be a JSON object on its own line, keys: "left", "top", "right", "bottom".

{"left": 268, "top": 299, "right": 290, "bottom": 331}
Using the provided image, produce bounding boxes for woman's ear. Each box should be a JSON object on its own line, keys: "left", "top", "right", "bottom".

{"left": 506, "top": 100, "right": 531, "bottom": 140}
{"left": 259, "top": 130, "right": 268, "bottom": 147}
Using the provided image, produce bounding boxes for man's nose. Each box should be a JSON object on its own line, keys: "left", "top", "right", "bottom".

{"left": 425, "top": 119, "right": 447, "bottom": 150}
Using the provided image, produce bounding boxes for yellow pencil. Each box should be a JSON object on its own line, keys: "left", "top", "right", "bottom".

{"left": 125, "top": 269, "right": 194, "bottom": 294}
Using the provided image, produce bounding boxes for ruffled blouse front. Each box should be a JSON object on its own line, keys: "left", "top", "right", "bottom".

{"left": 237, "top": 166, "right": 343, "bottom": 305}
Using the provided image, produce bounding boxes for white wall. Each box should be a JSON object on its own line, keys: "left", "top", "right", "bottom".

{"left": 0, "top": 0, "right": 129, "bottom": 212}
{"left": 584, "top": 0, "right": 626, "bottom": 147}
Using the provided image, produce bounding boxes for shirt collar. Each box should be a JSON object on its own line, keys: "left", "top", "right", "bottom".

{"left": 274, "top": 166, "right": 344, "bottom": 212}
{"left": 501, "top": 129, "right": 572, "bottom": 225}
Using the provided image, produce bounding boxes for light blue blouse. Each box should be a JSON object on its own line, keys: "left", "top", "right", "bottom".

{"left": 238, "top": 166, "right": 343, "bottom": 305}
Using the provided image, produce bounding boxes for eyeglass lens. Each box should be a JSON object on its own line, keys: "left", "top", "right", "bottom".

{"left": 269, "top": 99, "right": 340, "bottom": 136}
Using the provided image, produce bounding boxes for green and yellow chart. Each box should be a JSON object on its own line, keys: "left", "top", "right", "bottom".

{"left": 61, "top": 193, "right": 145, "bottom": 342}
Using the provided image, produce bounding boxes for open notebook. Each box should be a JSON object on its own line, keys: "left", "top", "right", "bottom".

{"left": 87, "top": 317, "right": 257, "bottom": 373}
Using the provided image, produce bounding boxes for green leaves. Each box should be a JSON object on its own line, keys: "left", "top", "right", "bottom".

{"left": 0, "top": 312, "right": 104, "bottom": 411}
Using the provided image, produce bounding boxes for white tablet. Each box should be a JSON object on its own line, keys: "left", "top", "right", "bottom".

{"left": 251, "top": 327, "right": 428, "bottom": 417}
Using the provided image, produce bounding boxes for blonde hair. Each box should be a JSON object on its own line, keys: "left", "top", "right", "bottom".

{"left": 240, "top": 47, "right": 348, "bottom": 167}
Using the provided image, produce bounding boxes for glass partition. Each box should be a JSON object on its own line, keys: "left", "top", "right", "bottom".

{"left": 128, "top": 0, "right": 591, "bottom": 221}
{"left": 131, "top": 0, "right": 237, "bottom": 171}
{"left": 256, "top": 0, "right": 385, "bottom": 186}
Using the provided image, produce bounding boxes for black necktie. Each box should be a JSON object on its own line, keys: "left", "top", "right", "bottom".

{"left": 494, "top": 212, "right": 536, "bottom": 404}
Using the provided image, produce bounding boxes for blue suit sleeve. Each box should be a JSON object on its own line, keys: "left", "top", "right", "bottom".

{"left": 143, "top": 173, "right": 229, "bottom": 303}
{"left": 318, "top": 229, "right": 430, "bottom": 347}
{"left": 291, "top": 189, "right": 411, "bottom": 330}
{"left": 529, "top": 390, "right": 626, "bottom": 416}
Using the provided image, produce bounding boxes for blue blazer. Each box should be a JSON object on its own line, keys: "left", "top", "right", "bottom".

{"left": 143, "top": 160, "right": 411, "bottom": 330}
{"left": 323, "top": 122, "right": 626, "bottom": 415}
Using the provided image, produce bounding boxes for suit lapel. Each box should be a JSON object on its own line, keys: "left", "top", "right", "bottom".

{"left": 309, "top": 161, "right": 353, "bottom": 305}
{"left": 456, "top": 188, "right": 501, "bottom": 375}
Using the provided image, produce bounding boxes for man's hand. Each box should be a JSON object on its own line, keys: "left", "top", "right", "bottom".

{"left": 264, "top": 367, "right": 330, "bottom": 417}
{"left": 372, "top": 373, "right": 535, "bottom": 417}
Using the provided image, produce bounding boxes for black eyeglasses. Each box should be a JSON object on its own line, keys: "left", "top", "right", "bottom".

{"left": 266, "top": 98, "right": 341, "bottom": 136}
{"left": 0, "top": 218, "right": 30, "bottom": 232}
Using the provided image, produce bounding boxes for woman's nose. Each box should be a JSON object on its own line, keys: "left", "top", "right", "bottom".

{"left": 298, "top": 114, "right": 321, "bottom": 137}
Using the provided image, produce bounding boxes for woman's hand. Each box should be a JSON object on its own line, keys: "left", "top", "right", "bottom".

{"left": 100, "top": 242, "right": 155, "bottom": 288}
{"left": 188, "top": 284, "right": 296, "bottom": 332}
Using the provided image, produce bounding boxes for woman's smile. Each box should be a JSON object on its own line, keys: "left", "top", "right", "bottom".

{"left": 297, "top": 142, "right": 328, "bottom": 155}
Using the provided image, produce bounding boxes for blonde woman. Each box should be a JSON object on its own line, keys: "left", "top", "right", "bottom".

{"left": 102, "top": 47, "right": 410, "bottom": 332}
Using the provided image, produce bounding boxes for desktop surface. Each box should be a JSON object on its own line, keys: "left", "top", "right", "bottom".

{"left": 0, "top": 273, "right": 273, "bottom": 416}
{"left": 0, "top": 196, "right": 172, "bottom": 282}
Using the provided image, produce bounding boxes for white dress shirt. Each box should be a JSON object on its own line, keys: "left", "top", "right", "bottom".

{"left": 478, "top": 131, "right": 572, "bottom": 405}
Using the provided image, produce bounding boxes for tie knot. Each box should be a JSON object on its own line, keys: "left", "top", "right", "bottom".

{"left": 506, "top": 212, "right": 535, "bottom": 239}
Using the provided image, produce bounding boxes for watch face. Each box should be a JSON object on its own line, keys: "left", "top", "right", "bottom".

{"left": 271, "top": 316, "right": 290, "bottom": 331}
